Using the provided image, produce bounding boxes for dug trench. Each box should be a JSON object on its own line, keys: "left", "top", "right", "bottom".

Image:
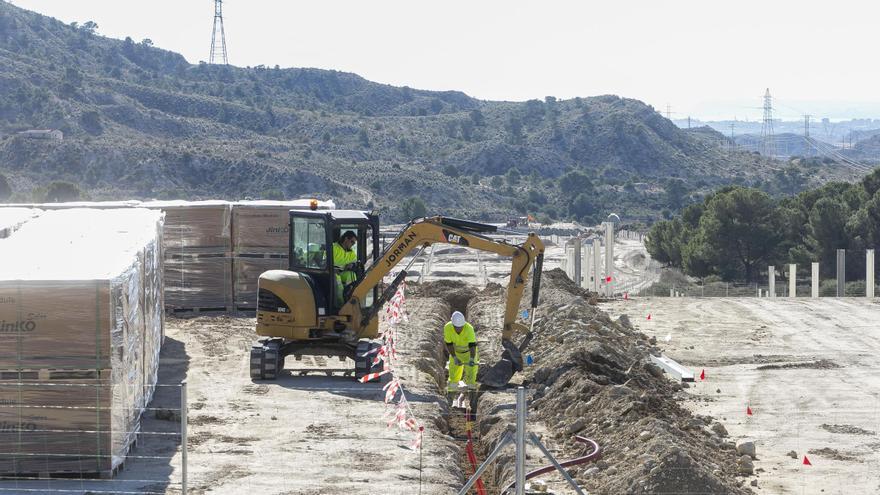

{"left": 451, "top": 269, "right": 757, "bottom": 494}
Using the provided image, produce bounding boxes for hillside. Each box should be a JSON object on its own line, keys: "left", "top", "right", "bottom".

{"left": 0, "top": 1, "right": 862, "bottom": 222}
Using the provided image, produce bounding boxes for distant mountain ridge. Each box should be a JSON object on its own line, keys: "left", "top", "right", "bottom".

{"left": 0, "top": 0, "right": 861, "bottom": 221}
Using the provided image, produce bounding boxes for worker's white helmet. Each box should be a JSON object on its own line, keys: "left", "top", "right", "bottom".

{"left": 451, "top": 311, "right": 465, "bottom": 328}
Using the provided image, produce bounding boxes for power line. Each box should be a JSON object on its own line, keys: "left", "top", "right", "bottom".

{"left": 209, "top": 0, "right": 228, "bottom": 65}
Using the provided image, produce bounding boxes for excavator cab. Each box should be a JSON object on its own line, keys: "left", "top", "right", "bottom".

{"left": 287, "top": 210, "right": 380, "bottom": 315}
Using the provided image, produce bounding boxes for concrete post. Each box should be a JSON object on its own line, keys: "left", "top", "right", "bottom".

{"left": 604, "top": 222, "right": 614, "bottom": 297}
{"left": 789, "top": 264, "right": 796, "bottom": 298}
{"left": 768, "top": 266, "right": 775, "bottom": 298}
{"left": 811, "top": 262, "right": 819, "bottom": 298}
{"left": 572, "top": 238, "right": 582, "bottom": 288}
{"left": 837, "top": 249, "right": 846, "bottom": 297}
{"left": 868, "top": 249, "right": 875, "bottom": 298}
{"left": 583, "top": 243, "right": 590, "bottom": 290}
{"left": 593, "top": 239, "right": 601, "bottom": 293}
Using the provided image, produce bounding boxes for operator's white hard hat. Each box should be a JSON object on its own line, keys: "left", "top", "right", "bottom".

{"left": 451, "top": 311, "right": 465, "bottom": 328}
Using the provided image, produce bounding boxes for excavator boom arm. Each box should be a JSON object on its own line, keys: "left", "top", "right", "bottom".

{"left": 340, "top": 217, "right": 544, "bottom": 340}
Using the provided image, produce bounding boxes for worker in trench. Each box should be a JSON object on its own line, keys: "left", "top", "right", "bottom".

{"left": 333, "top": 231, "right": 359, "bottom": 305}
{"left": 445, "top": 311, "right": 479, "bottom": 391}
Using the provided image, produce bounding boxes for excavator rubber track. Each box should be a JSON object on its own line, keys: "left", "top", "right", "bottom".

{"left": 354, "top": 339, "right": 385, "bottom": 382}
{"left": 250, "top": 338, "right": 283, "bottom": 380}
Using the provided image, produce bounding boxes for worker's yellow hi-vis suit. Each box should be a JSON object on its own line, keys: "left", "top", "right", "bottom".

{"left": 444, "top": 321, "right": 478, "bottom": 390}
{"left": 332, "top": 241, "right": 357, "bottom": 305}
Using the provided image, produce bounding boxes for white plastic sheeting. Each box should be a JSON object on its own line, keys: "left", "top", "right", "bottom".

{"left": 0, "top": 207, "right": 41, "bottom": 238}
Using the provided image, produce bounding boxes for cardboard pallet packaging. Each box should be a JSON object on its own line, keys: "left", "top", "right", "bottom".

{"left": 164, "top": 251, "right": 233, "bottom": 312}
{"left": 231, "top": 199, "right": 334, "bottom": 252}
{"left": 230, "top": 200, "right": 333, "bottom": 309}
{"left": 141, "top": 200, "right": 231, "bottom": 251}
{"left": 233, "top": 255, "right": 288, "bottom": 310}
{"left": 0, "top": 208, "right": 164, "bottom": 476}
{"left": 141, "top": 201, "right": 231, "bottom": 312}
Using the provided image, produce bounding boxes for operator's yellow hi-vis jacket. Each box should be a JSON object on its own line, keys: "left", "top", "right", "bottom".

{"left": 332, "top": 241, "right": 357, "bottom": 304}
{"left": 444, "top": 321, "right": 478, "bottom": 388}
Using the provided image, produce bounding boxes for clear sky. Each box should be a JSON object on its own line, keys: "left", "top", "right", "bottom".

{"left": 8, "top": 0, "right": 880, "bottom": 120}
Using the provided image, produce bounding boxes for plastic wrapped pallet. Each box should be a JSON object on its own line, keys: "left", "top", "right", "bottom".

{"left": 231, "top": 199, "right": 335, "bottom": 252}
{"left": 230, "top": 200, "right": 333, "bottom": 309}
{"left": 233, "top": 255, "right": 288, "bottom": 310}
{"left": 0, "top": 208, "right": 164, "bottom": 476}
{"left": 0, "top": 201, "right": 141, "bottom": 210}
{"left": 140, "top": 201, "right": 232, "bottom": 312}
{"left": 0, "top": 208, "right": 41, "bottom": 239}
{"left": 142, "top": 200, "right": 231, "bottom": 251}
{"left": 164, "top": 252, "right": 233, "bottom": 312}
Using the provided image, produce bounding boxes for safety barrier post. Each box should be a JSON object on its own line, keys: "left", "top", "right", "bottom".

{"left": 789, "top": 264, "right": 796, "bottom": 298}
{"left": 181, "top": 379, "right": 188, "bottom": 495}
{"left": 867, "top": 250, "right": 875, "bottom": 298}
{"left": 837, "top": 249, "right": 846, "bottom": 297}
{"left": 812, "top": 262, "right": 819, "bottom": 298}
{"left": 515, "top": 387, "right": 526, "bottom": 495}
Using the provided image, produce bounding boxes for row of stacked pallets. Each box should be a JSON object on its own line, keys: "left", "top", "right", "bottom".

{"left": 0, "top": 208, "right": 165, "bottom": 477}
{"left": 152, "top": 200, "right": 334, "bottom": 313}
{"left": 2, "top": 200, "right": 334, "bottom": 314}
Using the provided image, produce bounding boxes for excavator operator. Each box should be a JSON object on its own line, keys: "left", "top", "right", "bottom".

{"left": 445, "top": 311, "right": 478, "bottom": 391}
{"left": 333, "top": 230, "right": 359, "bottom": 305}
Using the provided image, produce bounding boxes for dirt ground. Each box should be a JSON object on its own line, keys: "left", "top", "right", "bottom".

{"left": 0, "top": 298, "right": 463, "bottom": 495}
{"left": 604, "top": 296, "right": 880, "bottom": 494}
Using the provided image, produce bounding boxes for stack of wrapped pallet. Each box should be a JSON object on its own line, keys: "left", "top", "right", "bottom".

{"left": 231, "top": 200, "right": 334, "bottom": 310}
{"left": 142, "top": 201, "right": 233, "bottom": 313}
{"left": 0, "top": 208, "right": 164, "bottom": 476}
{"left": 0, "top": 208, "right": 41, "bottom": 239}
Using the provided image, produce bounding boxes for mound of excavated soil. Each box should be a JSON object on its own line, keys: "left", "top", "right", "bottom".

{"left": 471, "top": 269, "right": 753, "bottom": 494}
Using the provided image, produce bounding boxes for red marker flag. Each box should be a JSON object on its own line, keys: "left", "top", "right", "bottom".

{"left": 624, "top": 292, "right": 629, "bottom": 300}
{"left": 647, "top": 314, "right": 652, "bottom": 320}
{"left": 605, "top": 276, "right": 612, "bottom": 283}
{"left": 803, "top": 455, "right": 812, "bottom": 466}
{"left": 746, "top": 406, "right": 753, "bottom": 416}
{"left": 699, "top": 369, "right": 706, "bottom": 381}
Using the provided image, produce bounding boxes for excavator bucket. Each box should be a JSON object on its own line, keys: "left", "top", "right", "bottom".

{"left": 478, "top": 339, "right": 525, "bottom": 389}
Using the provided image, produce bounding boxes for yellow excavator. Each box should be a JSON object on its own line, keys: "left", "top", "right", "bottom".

{"left": 250, "top": 207, "right": 544, "bottom": 388}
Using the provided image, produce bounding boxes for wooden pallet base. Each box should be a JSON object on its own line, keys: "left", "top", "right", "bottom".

{"left": 169, "top": 306, "right": 234, "bottom": 315}
{"left": 0, "top": 459, "right": 123, "bottom": 480}
{"left": 0, "top": 369, "right": 108, "bottom": 381}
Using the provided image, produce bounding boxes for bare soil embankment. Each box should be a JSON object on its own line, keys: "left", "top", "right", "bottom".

{"left": 468, "top": 269, "right": 753, "bottom": 494}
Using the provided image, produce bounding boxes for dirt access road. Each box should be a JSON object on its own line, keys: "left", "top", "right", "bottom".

{"left": 604, "top": 296, "right": 880, "bottom": 494}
